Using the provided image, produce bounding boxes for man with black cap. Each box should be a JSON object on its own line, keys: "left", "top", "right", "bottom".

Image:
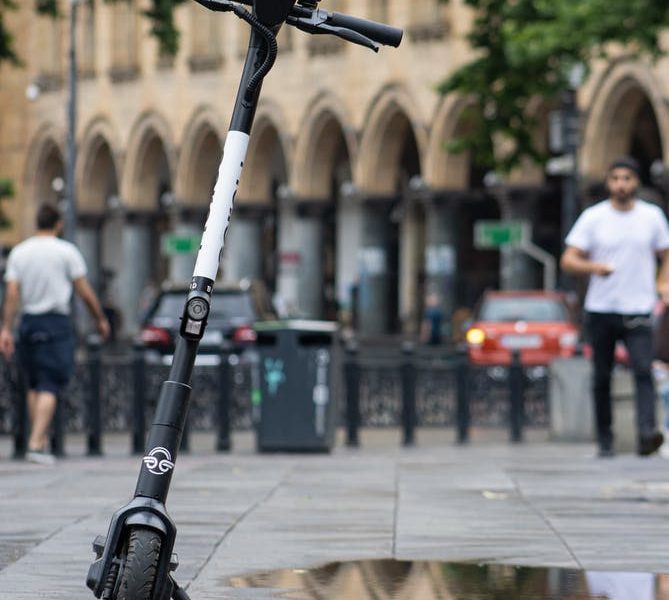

{"left": 561, "top": 156, "right": 669, "bottom": 457}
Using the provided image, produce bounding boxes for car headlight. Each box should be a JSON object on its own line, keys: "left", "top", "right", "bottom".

{"left": 559, "top": 331, "right": 578, "bottom": 348}
{"left": 466, "top": 328, "right": 486, "bottom": 346}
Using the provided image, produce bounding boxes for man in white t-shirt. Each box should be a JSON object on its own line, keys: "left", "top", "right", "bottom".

{"left": 0, "top": 204, "right": 110, "bottom": 464}
{"left": 561, "top": 156, "right": 669, "bottom": 457}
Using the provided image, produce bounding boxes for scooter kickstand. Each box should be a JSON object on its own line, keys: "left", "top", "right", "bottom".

{"left": 170, "top": 576, "right": 192, "bottom": 600}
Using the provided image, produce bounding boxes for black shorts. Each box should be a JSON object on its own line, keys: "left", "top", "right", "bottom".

{"left": 17, "top": 313, "right": 75, "bottom": 395}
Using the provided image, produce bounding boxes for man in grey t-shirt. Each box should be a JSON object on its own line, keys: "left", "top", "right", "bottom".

{"left": 561, "top": 156, "right": 669, "bottom": 457}
{"left": 0, "top": 204, "right": 110, "bottom": 464}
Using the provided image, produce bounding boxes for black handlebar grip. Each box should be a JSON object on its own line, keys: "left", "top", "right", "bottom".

{"left": 327, "top": 12, "right": 403, "bottom": 47}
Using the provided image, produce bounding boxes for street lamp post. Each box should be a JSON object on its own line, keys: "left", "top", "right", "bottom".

{"left": 64, "top": 0, "right": 80, "bottom": 244}
{"left": 556, "top": 63, "right": 585, "bottom": 290}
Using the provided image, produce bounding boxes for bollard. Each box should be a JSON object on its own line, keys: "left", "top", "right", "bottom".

{"left": 401, "top": 341, "right": 417, "bottom": 447}
{"left": 455, "top": 347, "right": 470, "bottom": 444}
{"left": 86, "top": 335, "right": 103, "bottom": 456}
{"left": 344, "top": 337, "right": 360, "bottom": 447}
{"left": 50, "top": 393, "right": 66, "bottom": 457}
{"left": 509, "top": 350, "right": 524, "bottom": 443}
{"left": 216, "top": 350, "right": 233, "bottom": 452}
{"left": 132, "top": 339, "right": 147, "bottom": 455}
{"left": 11, "top": 361, "right": 27, "bottom": 459}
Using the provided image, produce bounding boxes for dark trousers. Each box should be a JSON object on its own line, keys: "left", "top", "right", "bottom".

{"left": 587, "top": 312, "right": 657, "bottom": 446}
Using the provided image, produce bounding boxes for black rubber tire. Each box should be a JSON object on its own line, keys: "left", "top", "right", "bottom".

{"left": 116, "top": 527, "right": 162, "bottom": 600}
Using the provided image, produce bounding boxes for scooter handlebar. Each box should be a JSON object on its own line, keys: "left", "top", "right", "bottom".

{"left": 326, "top": 11, "right": 403, "bottom": 48}
{"left": 193, "top": 0, "right": 403, "bottom": 49}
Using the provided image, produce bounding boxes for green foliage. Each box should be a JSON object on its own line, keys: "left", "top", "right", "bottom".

{"left": 0, "top": 0, "right": 187, "bottom": 67}
{"left": 104, "top": 0, "right": 186, "bottom": 57}
{"left": 35, "top": 0, "right": 58, "bottom": 17}
{"left": 440, "top": 0, "right": 669, "bottom": 173}
{"left": 0, "top": 179, "right": 14, "bottom": 229}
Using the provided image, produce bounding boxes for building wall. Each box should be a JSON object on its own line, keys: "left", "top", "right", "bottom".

{"left": 1, "top": 1, "right": 668, "bottom": 336}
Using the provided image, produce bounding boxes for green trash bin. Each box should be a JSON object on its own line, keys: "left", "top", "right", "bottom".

{"left": 254, "top": 320, "right": 338, "bottom": 452}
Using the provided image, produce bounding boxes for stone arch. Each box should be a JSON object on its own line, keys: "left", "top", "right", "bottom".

{"left": 122, "top": 111, "right": 177, "bottom": 210}
{"left": 176, "top": 106, "right": 225, "bottom": 206}
{"left": 22, "top": 124, "right": 65, "bottom": 234}
{"left": 78, "top": 117, "right": 120, "bottom": 213}
{"left": 426, "top": 95, "right": 488, "bottom": 189}
{"left": 238, "top": 103, "right": 291, "bottom": 205}
{"left": 357, "top": 84, "right": 427, "bottom": 194}
{"left": 583, "top": 61, "right": 668, "bottom": 180}
{"left": 292, "top": 91, "right": 356, "bottom": 199}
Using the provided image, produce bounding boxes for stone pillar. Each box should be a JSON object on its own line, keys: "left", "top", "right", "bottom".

{"left": 275, "top": 199, "right": 300, "bottom": 318}
{"left": 75, "top": 215, "right": 102, "bottom": 293}
{"left": 424, "top": 196, "right": 458, "bottom": 336}
{"left": 118, "top": 213, "right": 153, "bottom": 336}
{"left": 295, "top": 201, "right": 327, "bottom": 319}
{"left": 74, "top": 214, "right": 102, "bottom": 333}
{"left": 497, "top": 189, "right": 538, "bottom": 291}
{"left": 357, "top": 201, "right": 392, "bottom": 336}
{"left": 167, "top": 207, "right": 205, "bottom": 284}
{"left": 221, "top": 211, "right": 264, "bottom": 283}
{"left": 336, "top": 193, "right": 363, "bottom": 324}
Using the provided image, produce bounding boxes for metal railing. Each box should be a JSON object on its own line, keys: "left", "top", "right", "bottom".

{"left": 0, "top": 338, "right": 550, "bottom": 455}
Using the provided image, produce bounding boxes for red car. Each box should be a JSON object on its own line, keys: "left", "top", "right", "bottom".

{"left": 465, "top": 290, "right": 579, "bottom": 366}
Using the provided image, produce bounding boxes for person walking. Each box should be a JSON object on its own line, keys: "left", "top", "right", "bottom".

{"left": 0, "top": 204, "right": 110, "bottom": 464}
{"left": 561, "top": 156, "right": 669, "bottom": 457}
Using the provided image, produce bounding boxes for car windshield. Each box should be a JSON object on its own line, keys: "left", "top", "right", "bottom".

{"left": 153, "top": 292, "right": 256, "bottom": 322}
{"left": 478, "top": 297, "right": 568, "bottom": 322}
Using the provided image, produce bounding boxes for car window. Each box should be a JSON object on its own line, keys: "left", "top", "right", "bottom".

{"left": 479, "top": 297, "right": 568, "bottom": 322}
{"left": 153, "top": 292, "right": 256, "bottom": 321}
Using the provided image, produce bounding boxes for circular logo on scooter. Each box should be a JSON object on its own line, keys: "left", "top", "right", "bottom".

{"left": 142, "top": 447, "right": 175, "bottom": 476}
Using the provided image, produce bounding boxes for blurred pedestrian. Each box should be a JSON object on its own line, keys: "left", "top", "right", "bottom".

{"left": 0, "top": 204, "right": 110, "bottom": 465}
{"left": 420, "top": 292, "right": 444, "bottom": 345}
{"left": 561, "top": 156, "right": 669, "bottom": 458}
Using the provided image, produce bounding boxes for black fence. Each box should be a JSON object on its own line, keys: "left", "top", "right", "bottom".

{"left": 0, "top": 338, "right": 549, "bottom": 455}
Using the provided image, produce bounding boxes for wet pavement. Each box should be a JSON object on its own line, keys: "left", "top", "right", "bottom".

{"left": 1, "top": 428, "right": 669, "bottom": 599}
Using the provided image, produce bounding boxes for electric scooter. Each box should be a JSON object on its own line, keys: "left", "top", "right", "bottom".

{"left": 86, "top": 2, "right": 402, "bottom": 598}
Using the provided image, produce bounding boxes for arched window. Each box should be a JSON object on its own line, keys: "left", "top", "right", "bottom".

{"left": 35, "top": 11, "right": 63, "bottom": 89}
{"left": 110, "top": 0, "right": 139, "bottom": 82}
{"left": 408, "top": 0, "right": 449, "bottom": 42}
{"left": 189, "top": 4, "right": 223, "bottom": 71}
{"left": 78, "top": 0, "right": 96, "bottom": 77}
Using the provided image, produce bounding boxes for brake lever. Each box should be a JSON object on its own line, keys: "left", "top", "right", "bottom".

{"left": 286, "top": 10, "right": 379, "bottom": 52}
{"left": 192, "top": 0, "right": 237, "bottom": 11}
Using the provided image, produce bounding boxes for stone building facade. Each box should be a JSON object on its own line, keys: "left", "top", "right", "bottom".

{"left": 0, "top": 1, "right": 668, "bottom": 337}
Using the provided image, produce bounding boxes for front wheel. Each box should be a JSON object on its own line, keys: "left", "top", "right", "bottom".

{"left": 116, "top": 526, "right": 162, "bottom": 600}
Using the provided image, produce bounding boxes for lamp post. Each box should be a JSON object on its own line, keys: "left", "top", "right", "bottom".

{"left": 548, "top": 64, "right": 585, "bottom": 289}
{"left": 63, "top": 0, "right": 81, "bottom": 244}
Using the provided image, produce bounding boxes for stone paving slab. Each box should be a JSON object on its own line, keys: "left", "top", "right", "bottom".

{"left": 0, "top": 429, "right": 668, "bottom": 599}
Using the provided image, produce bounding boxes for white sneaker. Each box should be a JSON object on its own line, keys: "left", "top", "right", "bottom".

{"left": 26, "top": 450, "right": 57, "bottom": 465}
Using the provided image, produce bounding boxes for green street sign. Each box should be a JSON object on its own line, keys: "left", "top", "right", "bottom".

{"left": 474, "top": 220, "right": 529, "bottom": 249}
{"left": 161, "top": 233, "right": 201, "bottom": 255}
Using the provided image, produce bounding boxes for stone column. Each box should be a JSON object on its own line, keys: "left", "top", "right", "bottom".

{"left": 118, "top": 212, "right": 153, "bottom": 336}
{"left": 74, "top": 214, "right": 102, "bottom": 333}
{"left": 357, "top": 200, "right": 392, "bottom": 336}
{"left": 75, "top": 214, "right": 102, "bottom": 293}
{"left": 167, "top": 207, "right": 207, "bottom": 284}
{"left": 275, "top": 198, "right": 300, "bottom": 318}
{"left": 496, "top": 188, "right": 539, "bottom": 291}
{"left": 221, "top": 209, "right": 264, "bottom": 284}
{"left": 335, "top": 193, "right": 362, "bottom": 324}
{"left": 423, "top": 196, "right": 458, "bottom": 336}
{"left": 295, "top": 201, "right": 327, "bottom": 319}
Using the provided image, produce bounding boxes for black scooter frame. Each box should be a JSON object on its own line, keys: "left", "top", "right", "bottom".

{"left": 87, "top": 2, "right": 402, "bottom": 599}
{"left": 87, "top": 17, "right": 277, "bottom": 600}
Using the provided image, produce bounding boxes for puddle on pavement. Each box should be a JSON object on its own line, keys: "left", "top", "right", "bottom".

{"left": 225, "top": 560, "right": 669, "bottom": 599}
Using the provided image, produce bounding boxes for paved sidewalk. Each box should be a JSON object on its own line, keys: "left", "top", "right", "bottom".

{"left": 1, "top": 428, "right": 669, "bottom": 599}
